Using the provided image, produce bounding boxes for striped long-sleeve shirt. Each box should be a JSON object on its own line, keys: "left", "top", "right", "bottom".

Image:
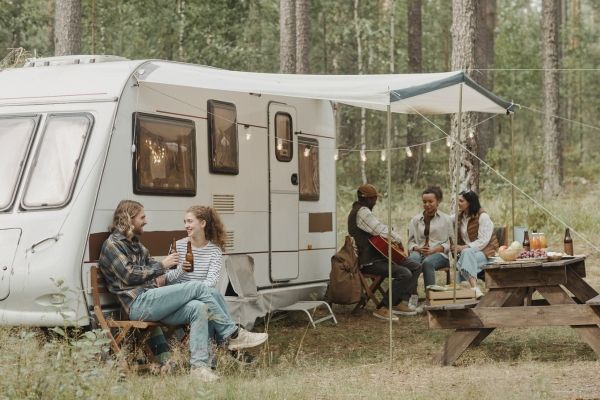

{"left": 98, "top": 231, "right": 165, "bottom": 314}
{"left": 165, "top": 239, "right": 223, "bottom": 287}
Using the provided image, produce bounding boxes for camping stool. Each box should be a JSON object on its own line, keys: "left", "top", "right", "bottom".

{"left": 275, "top": 301, "right": 337, "bottom": 328}
{"left": 353, "top": 271, "right": 386, "bottom": 313}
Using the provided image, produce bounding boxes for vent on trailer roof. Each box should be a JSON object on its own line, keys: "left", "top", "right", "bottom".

{"left": 24, "top": 55, "right": 129, "bottom": 68}
{"left": 212, "top": 194, "right": 235, "bottom": 214}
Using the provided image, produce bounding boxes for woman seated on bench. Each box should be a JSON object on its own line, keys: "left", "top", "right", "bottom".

{"left": 452, "top": 190, "right": 499, "bottom": 298}
{"left": 407, "top": 185, "right": 453, "bottom": 290}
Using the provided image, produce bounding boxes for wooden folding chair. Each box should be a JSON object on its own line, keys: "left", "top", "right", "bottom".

{"left": 90, "top": 266, "right": 161, "bottom": 355}
{"left": 353, "top": 270, "right": 387, "bottom": 312}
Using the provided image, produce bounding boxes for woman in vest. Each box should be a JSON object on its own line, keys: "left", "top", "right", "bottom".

{"left": 453, "top": 190, "right": 498, "bottom": 298}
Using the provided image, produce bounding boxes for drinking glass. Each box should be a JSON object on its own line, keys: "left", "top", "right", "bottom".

{"left": 531, "top": 233, "right": 541, "bottom": 250}
{"left": 538, "top": 233, "right": 547, "bottom": 249}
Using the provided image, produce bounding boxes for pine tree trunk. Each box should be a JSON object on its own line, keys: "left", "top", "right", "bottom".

{"left": 280, "top": 0, "right": 296, "bottom": 73}
{"left": 406, "top": 0, "right": 423, "bottom": 183}
{"left": 354, "top": 0, "right": 367, "bottom": 183}
{"left": 54, "top": 0, "right": 82, "bottom": 56}
{"left": 295, "top": 0, "right": 310, "bottom": 74}
{"left": 450, "top": 0, "right": 480, "bottom": 203}
{"left": 475, "top": 0, "right": 496, "bottom": 161}
{"left": 542, "top": 0, "right": 562, "bottom": 197}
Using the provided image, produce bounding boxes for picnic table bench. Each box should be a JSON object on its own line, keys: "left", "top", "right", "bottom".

{"left": 426, "top": 256, "right": 600, "bottom": 365}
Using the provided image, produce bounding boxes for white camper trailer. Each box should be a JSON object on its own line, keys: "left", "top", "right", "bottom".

{"left": 0, "top": 56, "right": 337, "bottom": 327}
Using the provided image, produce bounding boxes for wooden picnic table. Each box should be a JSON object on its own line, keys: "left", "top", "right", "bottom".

{"left": 426, "top": 256, "right": 600, "bottom": 365}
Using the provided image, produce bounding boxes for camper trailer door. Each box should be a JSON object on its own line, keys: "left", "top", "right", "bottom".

{"left": 0, "top": 229, "right": 21, "bottom": 300}
{"left": 268, "top": 103, "right": 299, "bottom": 281}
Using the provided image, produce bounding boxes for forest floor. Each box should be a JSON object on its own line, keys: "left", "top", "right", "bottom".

{"left": 2, "top": 183, "right": 600, "bottom": 399}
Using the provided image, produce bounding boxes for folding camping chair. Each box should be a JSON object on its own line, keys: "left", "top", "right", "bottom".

{"left": 352, "top": 270, "right": 387, "bottom": 313}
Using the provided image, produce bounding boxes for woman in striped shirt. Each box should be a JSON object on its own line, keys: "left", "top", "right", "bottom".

{"left": 166, "top": 205, "right": 226, "bottom": 287}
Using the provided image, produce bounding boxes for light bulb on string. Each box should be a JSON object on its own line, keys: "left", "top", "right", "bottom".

{"left": 446, "top": 137, "right": 451, "bottom": 147}
{"left": 405, "top": 147, "right": 413, "bottom": 157}
{"left": 246, "top": 133, "right": 251, "bottom": 141}
{"left": 380, "top": 150, "right": 386, "bottom": 162}
{"left": 360, "top": 150, "right": 367, "bottom": 163}
{"left": 468, "top": 131, "right": 474, "bottom": 139}
{"left": 303, "top": 146, "right": 311, "bottom": 157}
{"left": 334, "top": 149, "right": 339, "bottom": 161}
{"left": 276, "top": 138, "right": 283, "bottom": 151}
{"left": 426, "top": 142, "right": 431, "bottom": 154}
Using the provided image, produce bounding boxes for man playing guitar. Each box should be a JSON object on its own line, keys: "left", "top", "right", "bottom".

{"left": 347, "top": 184, "right": 422, "bottom": 320}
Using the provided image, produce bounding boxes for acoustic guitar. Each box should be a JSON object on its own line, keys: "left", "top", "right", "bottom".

{"left": 368, "top": 235, "right": 407, "bottom": 264}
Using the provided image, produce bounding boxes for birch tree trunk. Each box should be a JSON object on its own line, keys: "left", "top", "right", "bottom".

{"left": 542, "top": 0, "right": 562, "bottom": 197}
{"left": 295, "top": 0, "right": 310, "bottom": 74}
{"left": 476, "top": 0, "right": 496, "bottom": 161}
{"left": 354, "top": 0, "right": 367, "bottom": 184}
{"left": 406, "top": 0, "right": 423, "bottom": 183}
{"left": 177, "top": 0, "right": 186, "bottom": 61}
{"left": 280, "top": 0, "right": 296, "bottom": 73}
{"left": 450, "top": 0, "right": 480, "bottom": 203}
{"left": 54, "top": 0, "right": 81, "bottom": 56}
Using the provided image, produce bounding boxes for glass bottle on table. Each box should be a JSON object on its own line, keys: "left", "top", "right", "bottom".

{"left": 564, "top": 228, "right": 574, "bottom": 256}
{"left": 186, "top": 240, "right": 195, "bottom": 272}
{"left": 522, "top": 230, "right": 530, "bottom": 251}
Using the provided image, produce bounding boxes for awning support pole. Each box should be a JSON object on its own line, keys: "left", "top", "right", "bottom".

{"left": 511, "top": 113, "right": 515, "bottom": 241}
{"left": 452, "top": 83, "right": 463, "bottom": 302}
{"left": 386, "top": 103, "right": 393, "bottom": 367}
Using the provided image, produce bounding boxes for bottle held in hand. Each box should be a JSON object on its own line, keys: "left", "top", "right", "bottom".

{"left": 186, "top": 241, "right": 194, "bottom": 272}
{"left": 170, "top": 237, "right": 177, "bottom": 254}
{"left": 564, "top": 228, "right": 574, "bottom": 256}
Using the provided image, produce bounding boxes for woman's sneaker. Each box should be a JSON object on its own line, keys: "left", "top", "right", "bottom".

{"left": 228, "top": 328, "right": 268, "bottom": 351}
{"left": 191, "top": 366, "right": 219, "bottom": 383}
{"left": 474, "top": 286, "right": 484, "bottom": 299}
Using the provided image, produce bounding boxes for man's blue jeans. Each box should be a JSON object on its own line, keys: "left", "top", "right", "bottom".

{"left": 408, "top": 251, "right": 449, "bottom": 289}
{"left": 129, "top": 281, "right": 237, "bottom": 368}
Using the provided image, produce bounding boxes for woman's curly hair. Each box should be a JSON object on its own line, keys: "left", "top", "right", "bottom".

{"left": 109, "top": 200, "right": 144, "bottom": 239}
{"left": 187, "top": 205, "right": 226, "bottom": 251}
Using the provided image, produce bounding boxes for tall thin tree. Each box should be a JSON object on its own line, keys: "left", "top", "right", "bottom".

{"left": 54, "top": 0, "right": 81, "bottom": 56}
{"left": 406, "top": 0, "right": 423, "bottom": 183}
{"left": 450, "top": 0, "right": 480, "bottom": 201}
{"left": 280, "top": 0, "right": 296, "bottom": 73}
{"left": 542, "top": 0, "right": 562, "bottom": 197}
{"left": 295, "top": 0, "right": 310, "bottom": 74}
{"left": 354, "top": 0, "right": 367, "bottom": 183}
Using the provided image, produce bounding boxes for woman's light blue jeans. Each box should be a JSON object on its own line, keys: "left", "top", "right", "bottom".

{"left": 408, "top": 251, "right": 449, "bottom": 288}
{"left": 457, "top": 247, "right": 489, "bottom": 281}
{"left": 129, "top": 281, "right": 237, "bottom": 368}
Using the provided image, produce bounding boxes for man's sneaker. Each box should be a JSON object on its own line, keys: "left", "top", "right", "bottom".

{"left": 228, "top": 328, "right": 268, "bottom": 351}
{"left": 392, "top": 301, "right": 417, "bottom": 316}
{"left": 372, "top": 307, "right": 399, "bottom": 321}
{"left": 409, "top": 294, "right": 419, "bottom": 308}
{"left": 191, "top": 366, "right": 219, "bottom": 383}
{"left": 474, "top": 286, "right": 484, "bottom": 299}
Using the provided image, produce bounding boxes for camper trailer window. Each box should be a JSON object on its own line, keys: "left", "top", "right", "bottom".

{"left": 298, "top": 138, "right": 320, "bottom": 201}
{"left": 275, "top": 112, "right": 293, "bottom": 162}
{"left": 22, "top": 114, "right": 93, "bottom": 209}
{"left": 0, "top": 116, "right": 38, "bottom": 211}
{"left": 207, "top": 100, "right": 239, "bottom": 175}
{"left": 133, "top": 113, "right": 196, "bottom": 196}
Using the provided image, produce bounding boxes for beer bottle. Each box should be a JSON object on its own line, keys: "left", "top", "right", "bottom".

{"left": 564, "top": 228, "right": 573, "bottom": 256}
{"left": 170, "top": 238, "right": 177, "bottom": 254}
{"left": 522, "top": 230, "right": 530, "bottom": 252}
{"left": 186, "top": 241, "right": 195, "bottom": 272}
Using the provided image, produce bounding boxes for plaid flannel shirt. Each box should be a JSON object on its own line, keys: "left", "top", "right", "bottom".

{"left": 98, "top": 231, "right": 166, "bottom": 314}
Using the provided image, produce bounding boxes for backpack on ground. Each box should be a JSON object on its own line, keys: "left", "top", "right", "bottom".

{"left": 326, "top": 235, "right": 362, "bottom": 305}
